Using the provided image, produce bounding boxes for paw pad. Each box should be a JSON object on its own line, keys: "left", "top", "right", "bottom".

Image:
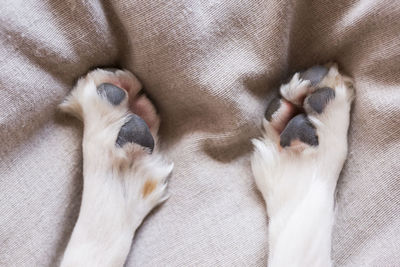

{"left": 306, "top": 87, "right": 335, "bottom": 114}
{"left": 103, "top": 68, "right": 118, "bottom": 73}
{"left": 299, "top": 65, "right": 328, "bottom": 86}
{"left": 97, "top": 83, "right": 126, "bottom": 106}
{"left": 264, "top": 97, "right": 281, "bottom": 121}
{"left": 116, "top": 114, "right": 155, "bottom": 152}
{"left": 280, "top": 114, "right": 318, "bottom": 147}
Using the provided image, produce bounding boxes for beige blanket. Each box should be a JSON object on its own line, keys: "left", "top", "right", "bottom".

{"left": 1, "top": 0, "right": 399, "bottom": 266}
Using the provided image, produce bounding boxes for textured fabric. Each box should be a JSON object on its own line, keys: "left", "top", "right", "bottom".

{"left": 1, "top": 0, "right": 400, "bottom": 266}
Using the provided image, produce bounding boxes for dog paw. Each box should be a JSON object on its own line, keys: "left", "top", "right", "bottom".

{"left": 60, "top": 68, "right": 172, "bottom": 212}
{"left": 251, "top": 63, "right": 354, "bottom": 214}
{"left": 260, "top": 63, "right": 353, "bottom": 152}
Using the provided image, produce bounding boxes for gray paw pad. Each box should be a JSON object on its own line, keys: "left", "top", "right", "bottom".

{"left": 306, "top": 87, "right": 335, "bottom": 114}
{"left": 104, "top": 68, "right": 119, "bottom": 73}
{"left": 280, "top": 114, "right": 318, "bottom": 147}
{"left": 300, "top": 65, "right": 328, "bottom": 86}
{"left": 97, "top": 83, "right": 126, "bottom": 106}
{"left": 116, "top": 114, "right": 154, "bottom": 152}
{"left": 265, "top": 97, "right": 281, "bottom": 121}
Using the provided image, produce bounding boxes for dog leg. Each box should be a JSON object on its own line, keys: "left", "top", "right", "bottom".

{"left": 59, "top": 69, "right": 173, "bottom": 267}
{"left": 251, "top": 64, "right": 354, "bottom": 267}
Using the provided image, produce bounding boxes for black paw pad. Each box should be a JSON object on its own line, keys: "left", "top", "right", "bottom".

{"left": 265, "top": 97, "right": 281, "bottom": 121}
{"left": 280, "top": 114, "right": 318, "bottom": 147}
{"left": 116, "top": 114, "right": 154, "bottom": 152}
{"left": 306, "top": 87, "right": 335, "bottom": 114}
{"left": 97, "top": 83, "right": 126, "bottom": 106}
{"left": 300, "top": 65, "right": 328, "bottom": 86}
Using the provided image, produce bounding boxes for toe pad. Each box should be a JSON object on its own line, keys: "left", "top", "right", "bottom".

{"left": 306, "top": 87, "right": 335, "bottom": 114}
{"left": 97, "top": 83, "right": 126, "bottom": 106}
{"left": 300, "top": 65, "right": 328, "bottom": 86}
{"left": 265, "top": 97, "right": 281, "bottom": 121}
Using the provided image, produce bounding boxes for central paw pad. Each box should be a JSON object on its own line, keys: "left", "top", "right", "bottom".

{"left": 280, "top": 114, "right": 318, "bottom": 147}
{"left": 116, "top": 114, "right": 155, "bottom": 151}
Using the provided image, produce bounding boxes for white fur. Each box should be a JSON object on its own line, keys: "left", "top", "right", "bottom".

{"left": 59, "top": 69, "right": 172, "bottom": 267}
{"left": 59, "top": 65, "right": 353, "bottom": 267}
{"left": 280, "top": 73, "right": 312, "bottom": 106}
{"left": 251, "top": 65, "right": 354, "bottom": 267}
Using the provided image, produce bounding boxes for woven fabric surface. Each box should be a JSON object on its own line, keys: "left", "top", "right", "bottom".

{"left": 1, "top": 0, "right": 399, "bottom": 266}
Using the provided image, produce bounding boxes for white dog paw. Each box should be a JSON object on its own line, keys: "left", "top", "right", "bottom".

{"left": 251, "top": 63, "right": 354, "bottom": 215}
{"left": 60, "top": 68, "right": 172, "bottom": 214}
